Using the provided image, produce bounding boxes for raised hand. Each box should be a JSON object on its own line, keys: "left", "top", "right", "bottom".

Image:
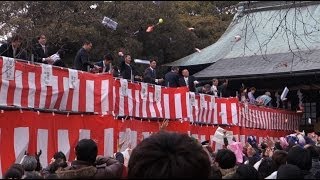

{"left": 35, "top": 150, "right": 42, "bottom": 160}
{"left": 159, "top": 119, "right": 169, "bottom": 131}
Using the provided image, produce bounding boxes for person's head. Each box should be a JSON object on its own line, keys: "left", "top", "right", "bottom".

{"left": 37, "top": 34, "right": 47, "bottom": 45}
{"left": 124, "top": 54, "right": 132, "bottom": 64}
{"left": 305, "top": 145, "right": 320, "bottom": 159}
{"left": 182, "top": 69, "right": 189, "bottom": 77}
{"left": 272, "top": 150, "right": 288, "bottom": 170}
{"left": 53, "top": 151, "right": 67, "bottom": 162}
{"left": 20, "top": 155, "right": 38, "bottom": 171}
{"left": 57, "top": 48, "right": 66, "bottom": 58}
{"left": 82, "top": 40, "right": 92, "bottom": 51}
{"left": 203, "top": 84, "right": 211, "bottom": 93}
{"left": 231, "top": 164, "right": 259, "bottom": 179}
{"left": 265, "top": 91, "right": 271, "bottom": 97}
{"left": 277, "top": 164, "right": 303, "bottom": 179}
{"left": 221, "top": 79, "right": 228, "bottom": 86}
{"left": 287, "top": 145, "right": 312, "bottom": 171}
{"left": 149, "top": 57, "right": 157, "bottom": 69}
{"left": 4, "top": 163, "right": 24, "bottom": 179}
{"left": 103, "top": 53, "right": 113, "bottom": 64}
{"left": 115, "top": 152, "right": 125, "bottom": 164}
{"left": 209, "top": 164, "right": 222, "bottom": 179}
{"left": 10, "top": 34, "right": 23, "bottom": 48}
{"left": 258, "top": 157, "right": 275, "bottom": 179}
{"left": 250, "top": 87, "right": 256, "bottom": 93}
{"left": 49, "top": 158, "right": 68, "bottom": 173}
{"left": 215, "top": 149, "right": 236, "bottom": 169}
{"left": 75, "top": 139, "right": 98, "bottom": 164}
{"left": 171, "top": 66, "right": 179, "bottom": 73}
{"left": 274, "top": 142, "right": 283, "bottom": 150}
{"left": 128, "top": 131, "right": 211, "bottom": 178}
{"left": 212, "top": 78, "right": 219, "bottom": 86}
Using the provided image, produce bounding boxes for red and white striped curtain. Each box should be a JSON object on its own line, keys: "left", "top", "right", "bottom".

{"left": 189, "top": 93, "right": 239, "bottom": 125}
{"left": 0, "top": 56, "right": 301, "bottom": 130}
{"left": 113, "top": 79, "right": 190, "bottom": 119}
{"left": 239, "top": 103, "right": 300, "bottom": 130}
{"left": 0, "top": 56, "right": 114, "bottom": 114}
{"left": 0, "top": 110, "right": 290, "bottom": 177}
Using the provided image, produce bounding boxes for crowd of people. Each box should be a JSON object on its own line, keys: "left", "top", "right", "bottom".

{"left": 3, "top": 121, "right": 320, "bottom": 179}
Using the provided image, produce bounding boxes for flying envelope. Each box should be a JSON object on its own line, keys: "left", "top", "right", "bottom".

{"left": 102, "top": 16, "right": 118, "bottom": 30}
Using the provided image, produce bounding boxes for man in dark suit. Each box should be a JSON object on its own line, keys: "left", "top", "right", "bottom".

{"left": 32, "top": 34, "right": 53, "bottom": 64}
{"left": 164, "top": 66, "right": 180, "bottom": 87}
{"left": 73, "top": 40, "right": 97, "bottom": 72}
{"left": 120, "top": 54, "right": 142, "bottom": 81}
{"left": 143, "top": 58, "right": 164, "bottom": 85}
{"left": 179, "top": 69, "right": 199, "bottom": 92}
{"left": 95, "top": 53, "right": 114, "bottom": 73}
{"left": 0, "top": 34, "right": 28, "bottom": 60}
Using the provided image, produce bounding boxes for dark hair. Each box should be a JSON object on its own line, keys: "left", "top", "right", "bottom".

{"left": 249, "top": 87, "right": 256, "bottom": 91}
{"left": 21, "top": 155, "right": 38, "bottom": 171}
{"left": 221, "top": 79, "right": 228, "bottom": 84}
{"left": 305, "top": 145, "right": 320, "bottom": 159}
{"left": 258, "top": 158, "right": 275, "bottom": 179}
{"left": 128, "top": 131, "right": 211, "bottom": 178}
{"left": 49, "top": 158, "right": 68, "bottom": 173}
{"left": 274, "top": 142, "right": 283, "bottom": 150}
{"left": 215, "top": 149, "right": 236, "bottom": 169}
{"left": 37, "top": 34, "right": 45, "bottom": 40}
{"left": 260, "top": 143, "right": 268, "bottom": 150}
{"left": 53, "top": 151, "right": 67, "bottom": 162}
{"left": 83, "top": 39, "right": 92, "bottom": 45}
{"left": 277, "top": 164, "right": 303, "bottom": 179}
{"left": 209, "top": 164, "right": 222, "bottom": 179}
{"left": 75, "top": 139, "right": 98, "bottom": 164}
{"left": 115, "top": 152, "right": 124, "bottom": 164}
{"left": 3, "top": 164, "right": 24, "bottom": 179}
{"left": 287, "top": 145, "right": 312, "bottom": 171}
{"left": 272, "top": 150, "right": 288, "bottom": 170}
{"left": 231, "top": 164, "right": 259, "bottom": 179}
{"left": 10, "top": 34, "right": 23, "bottom": 43}
{"left": 150, "top": 56, "right": 158, "bottom": 63}
{"left": 104, "top": 53, "right": 114, "bottom": 61}
{"left": 171, "top": 66, "right": 179, "bottom": 71}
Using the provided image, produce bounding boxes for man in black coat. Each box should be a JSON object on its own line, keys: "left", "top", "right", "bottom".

{"left": 0, "top": 34, "right": 28, "bottom": 60}
{"left": 164, "top": 66, "right": 180, "bottom": 87}
{"left": 73, "top": 40, "right": 96, "bottom": 72}
{"left": 32, "top": 34, "right": 53, "bottom": 64}
{"left": 143, "top": 58, "right": 164, "bottom": 85}
{"left": 120, "top": 54, "right": 142, "bottom": 81}
{"left": 179, "top": 69, "right": 199, "bottom": 92}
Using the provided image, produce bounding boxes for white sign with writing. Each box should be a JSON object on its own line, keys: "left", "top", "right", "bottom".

{"left": 120, "top": 79, "right": 128, "bottom": 97}
{"left": 280, "top": 87, "right": 289, "bottom": 101}
{"left": 210, "top": 96, "right": 215, "bottom": 109}
{"left": 154, "top": 85, "right": 161, "bottom": 102}
{"left": 68, "top": 69, "right": 79, "bottom": 89}
{"left": 140, "top": 82, "right": 148, "bottom": 101}
{"left": 2, "top": 57, "right": 15, "bottom": 80}
{"left": 200, "top": 94, "right": 207, "bottom": 109}
{"left": 41, "top": 64, "right": 53, "bottom": 86}
{"left": 190, "top": 92, "right": 196, "bottom": 106}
